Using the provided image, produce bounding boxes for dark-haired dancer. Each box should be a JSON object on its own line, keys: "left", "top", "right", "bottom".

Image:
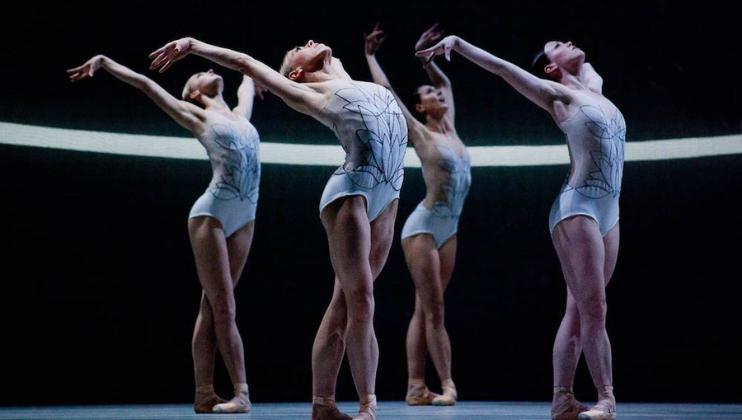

{"left": 365, "top": 23, "right": 470, "bottom": 407}
{"left": 418, "top": 36, "right": 624, "bottom": 420}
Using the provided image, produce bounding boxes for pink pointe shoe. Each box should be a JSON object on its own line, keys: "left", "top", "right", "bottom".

{"left": 578, "top": 386, "right": 616, "bottom": 420}
{"left": 551, "top": 386, "right": 589, "bottom": 420}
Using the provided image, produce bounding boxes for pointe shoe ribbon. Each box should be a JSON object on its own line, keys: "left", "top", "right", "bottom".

{"left": 193, "top": 385, "right": 227, "bottom": 414}
{"left": 551, "top": 386, "right": 589, "bottom": 420}
{"left": 432, "top": 384, "right": 457, "bottom": 406}
{"left": 405, "top": 385, "right": 439, "bottom": 406}
{"left": 353, "top": 394, "right": 377, "bottom": 420}
{"left": 311, "top": 396, "right": 353, "bottom": 420}
{"left": 213, "top": 383, "right": 251, "bottom": 413}
{"left": 578, "top": 386, "right": 615, "bottom": 420}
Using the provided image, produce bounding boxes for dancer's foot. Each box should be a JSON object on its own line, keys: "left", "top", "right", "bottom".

{"left": 311, "top": 396, "right": 353, "bottom": 420}
{"left": 578, "top": 386, "right": 616, "bottom": 420}
{"left": 193, "top": 385, "right": 227, "bottom": 414}
{"left": 353, "top": 394, "right": 377, "bottom": 420}
{"left": 551, "top": 386, "right": 589, "bottom": 420}
{"left": 405, "top": 384, "right": 440, "bottom": 406}
{"left": 212, "top": 383, "right": 251, "bottom": 413}
{"left": 432, "top": 381, "right": 457, "bottom": 406}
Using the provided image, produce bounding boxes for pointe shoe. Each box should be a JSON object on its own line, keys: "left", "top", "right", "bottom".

{"left": 432, "top": 384, "right": 457, "bottom": 406}
{"left": 405, "top": 385, "right": 440, "bottom": 406}
{"left": 353, "top": 394, "right": 377, "bottom": 420}
{"left": 311, "top": 396, "right": 353, "bottom": 420}
{"left": 578, "top": 386, "right": 616, "bottom": 420}
{"left": 193, "top": 385, "right": 227, "bottom": 413}
{"left": 551, "top": 386, "right": 589, "bottom": 420}
{"left": 212, "top": 383, "right": 251, "bottom": 413}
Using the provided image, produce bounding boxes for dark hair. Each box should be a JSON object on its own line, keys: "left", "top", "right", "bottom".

{"left": 406, "top": 88, "right": 426, "bottom": 123}
{"left": 530, "top": 49, "right": 550, "bottom": 77}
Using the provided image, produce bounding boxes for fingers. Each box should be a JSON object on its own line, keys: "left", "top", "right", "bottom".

{"left": 68, "top": 71, "right": 88, "bottom": 82}
{"left": 149, "top": 53, "right": 169, "bottom": 72}
{"left": 148, "top": 47, "right": 165, "bottom": 59}
{"left": 67, "top": 64, "right": 91, "bottom": 82}
{"left": 414, "top": 48, "right": 429, "bottom": 57}
{"left": 414, "top": 49, "right": 435, "bottom": 64}
{"left": 157, "top": 60, "right": 173, "bottom": 73}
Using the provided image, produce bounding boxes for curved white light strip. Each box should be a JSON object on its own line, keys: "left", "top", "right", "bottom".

{"left": 1, "top": 122, "right": 740, "bottom": 166}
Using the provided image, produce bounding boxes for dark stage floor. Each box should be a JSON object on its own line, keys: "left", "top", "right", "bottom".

{"left": 1, "top": 401, "right": 740, "bottom": 419}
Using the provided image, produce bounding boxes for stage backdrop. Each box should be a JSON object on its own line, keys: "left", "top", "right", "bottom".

{"left": 1, "top": 132, "right": 739, "bottom": 406}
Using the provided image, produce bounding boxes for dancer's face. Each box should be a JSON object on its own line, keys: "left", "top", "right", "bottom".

{"left": 544, "top": 41, "right": 585, "bottom": 69}
{"left": 416, "top": 85, "right": 447, "bottom": 117}
{"left": 286, "top": 40, "right": 332, "bottom": 76}
{"left": 188, "top": 69, "right": 224, "bottom": 97}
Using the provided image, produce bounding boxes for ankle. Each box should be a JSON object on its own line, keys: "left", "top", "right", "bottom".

{"left": 407, "top": 379, "right": 426, "bottom": 390}
{"left": 313, "top": 395, "right": 338, "bottom": 406}
{"left": 441, "top": 379, "right": 456, "bottom": 391}
{"left": 554, "top": 386, "right": 574, "bottom": 395}
{"left": 195, "top": 384, "right": 215, "bottom": 395}
{"left": 597, "top": 386, "right": 614, "bottom": 397}
{"left": 360, "top": 394, "right": 376, "bottom": 405}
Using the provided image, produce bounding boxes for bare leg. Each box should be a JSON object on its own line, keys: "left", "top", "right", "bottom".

{"left": 432, "top": 237, "right": 458, "bottom": 406}
{"left": 311, "top": 279, "right": 353, "bottom": 420}
{"left": 403, "top": 234, "right": 435, "bottom": 405}
{"left": 192, "top": 221, "right": 254, "bottom": 413}
{"left": 312, "top": 196, "right": 374, "bottom": 420}
{"left": 192, "top": 293, "right": 226, "bottom": 413}
{"left": 552, "top": 217, "right": 618, "bottom": 420}
{"left": 402, "top": 234, "right": 457, "bottom": 405}
{"left": 550, "top": 290, "right": 589, "bottom": 419}
{"left": 579, "top": 225, "right": 619, "bottom": 420}
{"left": 351, "top": 200, "right": 397, "bottom": 420}
{"left": 311, "top": 198, "right": 398, "bottom": 402}
{"left": 188, "top": 217, "right": 251, "bottom": 414}
{"left": 312, "top": 279, "right": 349, "bottom": 398}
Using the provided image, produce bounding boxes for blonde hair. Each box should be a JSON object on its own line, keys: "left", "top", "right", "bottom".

{"left": 181, "top": 77, "right": 195, "bottom": 102}
{"left": 279, "top": 48, "right": 298, "bottom": 78}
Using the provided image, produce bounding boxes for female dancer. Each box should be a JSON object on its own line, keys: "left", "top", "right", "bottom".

{"left": 149, "top": 35, "right": 407, "bottom": 420}
{"left": 417, "top": 35, "right": 624, "bottom": 420}
{"left": 68, "top": 56, "right": 263, "bottom": 413}
{"left": 365, "top": 23, "right": 470, "bottom": 406}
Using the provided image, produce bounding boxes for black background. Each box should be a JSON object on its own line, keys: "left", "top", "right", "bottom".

{"left": 1, "top": 0, "right": 740, "bottom": 407}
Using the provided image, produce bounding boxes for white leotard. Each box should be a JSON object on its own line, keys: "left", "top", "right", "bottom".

{"left": 315, "top": 80, "right": 407, "bottom": 221}
{"left": 401, "top": 144, "right": 472, "bottom": 248}
{"left": 188, "top": 112, "right": 260, "bottom": 237}
{"left": 549, "top": 98, "right": 626, "bottom": 237}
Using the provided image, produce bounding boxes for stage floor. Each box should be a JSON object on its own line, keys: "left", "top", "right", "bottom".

{"left": 1, "top": 401, "right": 740, "bottom": 419}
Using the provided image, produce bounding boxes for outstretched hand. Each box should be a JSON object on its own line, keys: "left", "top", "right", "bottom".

{"left": 364, "top": 23, "right": 385, "bottom": 56}
{"left": 66, "top": 55, "right": 103, "bottom": 83}
{"left": 415, "top": 23, "right": 444, "bottom": 52}
{"left": 415, "top": 35, "right": 456, "bottom": 65}
{"left": 149, "top": 37, "right": 194, "bottom": 73}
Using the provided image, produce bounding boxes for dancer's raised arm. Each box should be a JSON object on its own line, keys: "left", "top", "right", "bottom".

{"left": 414, "top": 24, "right": 455, "bottom": 120}
{"left": 417, "top": 33, "right": 624, "bottom": 420}
{"left": 67, "top": 54, "right": 205, "bottom": 133}
{"left": 149, "top": 37, "right": 326, "bottom": 115}
{"left": 416, "top": 35, "right": 569, "bottom": 115}
{"left": 364, "top": 23, "right": 419, "bottom": 131}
